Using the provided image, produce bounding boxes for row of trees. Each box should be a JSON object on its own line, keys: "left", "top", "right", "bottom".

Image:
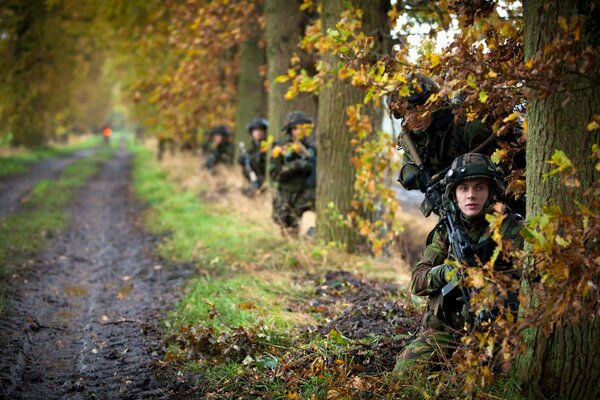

{"left": 119, "top": 1, "right": 598, "bottom": 397}
{"left": 0, "top": 0, "right": 597, "bottom": 397}
{"left": 0, "top": 0, "right": 114, "bottom": 147}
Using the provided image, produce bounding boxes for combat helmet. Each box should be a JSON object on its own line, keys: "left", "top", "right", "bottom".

{"left": 389, "top": 73, "right": 440, "bottom": 119}
{"left": 209, "top": 125, "right": 232, "bottom": 138}
{"left": 403, "top": 73, "right": 440, "bottom": 107}
{"left": 444, "top": 153, "right": 505, "bottom": 199}
{"left": 246, "top": 117, "right": 269, "bottom": 133}
{"left": 281, "top": 111, "right": 313, "bottom": 133}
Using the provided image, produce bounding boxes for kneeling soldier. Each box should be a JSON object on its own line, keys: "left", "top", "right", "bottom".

{"left": 239, "top": 117, "right": 268, "bottom": 196}
{"left": 395, "top": 153, "right": 523, "bottom": 372}
{"left": 270, "top": 111, "right": 317, "bottom": 235}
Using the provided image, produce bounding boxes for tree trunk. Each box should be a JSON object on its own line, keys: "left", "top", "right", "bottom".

{"left": 9, "top": 0, "right": 48, "bottom": 148}
{"left": 315, "top": 0, "right": 388, "bottom": 252}
{"left": 514, "top": 1, "right": 600, "bottom": 399}
{"left": 265, "top": 0, "right": 317, "bottom": 140}
{"left": 235, "top": 32, "right": 267, "bottom": 149}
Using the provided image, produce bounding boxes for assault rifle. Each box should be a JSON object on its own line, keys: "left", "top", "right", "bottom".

{"left": 397, "top": 129, "right": 480, "bottom": 326}
{"left": 239, "top": 142, "right": 261, "bottom": 194}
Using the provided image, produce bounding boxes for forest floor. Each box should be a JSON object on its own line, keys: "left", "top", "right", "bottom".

{"left": 0, "top": 133, "right": 440, "bottom": 399}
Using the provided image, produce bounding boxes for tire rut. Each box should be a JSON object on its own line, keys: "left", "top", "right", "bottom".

{"left": 0, "top": 145, "right": 192, "bottom": 399}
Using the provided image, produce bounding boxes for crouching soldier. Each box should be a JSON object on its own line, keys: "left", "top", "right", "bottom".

{"left": 203, "top": 125, "right": 234, "bottom": 171}
{"left": 394, "top": 153, "right": 523, "bottom": 373}
{"left": 270, "top": 111, "right": 316, "bottom": 235}
{"left": 239, "top": 117, "right": 268, "bottom": 196}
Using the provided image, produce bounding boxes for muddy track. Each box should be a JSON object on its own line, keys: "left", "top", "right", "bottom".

{"left": 0, "top": 145, "right": 193, "bottom": 399}
{"left": 0, "top": 148, "right": 97, "bottom": 221}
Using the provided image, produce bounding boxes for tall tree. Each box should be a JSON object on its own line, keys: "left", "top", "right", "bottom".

{"left": 315, "top": 0, "right": 389, "bottom": 252}
{"left": 514, "top": 1, "right": 600, "bottom": 398}
{"left": 234, "top": 21, "right": 267, "bottom": 148}
{"left": 265, "top": 0, "right": 317, "bottom": 139}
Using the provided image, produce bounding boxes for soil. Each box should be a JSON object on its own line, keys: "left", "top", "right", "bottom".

{"left": 0, "top": 144, "right": 193, "bottom": 399}
{"left": 0, "top": 148, "right": 96, "bottom": 221}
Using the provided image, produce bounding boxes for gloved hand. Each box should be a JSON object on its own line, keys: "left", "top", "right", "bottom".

{"left": 427, "top": 264, "right": 455, "bottom": 290}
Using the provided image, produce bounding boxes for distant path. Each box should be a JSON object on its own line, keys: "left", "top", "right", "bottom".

{"left": 0, "top": 148, "right": 96, "bottom": 220}
{"left": 0, "top": 144, "right": 192, "bottom": 399}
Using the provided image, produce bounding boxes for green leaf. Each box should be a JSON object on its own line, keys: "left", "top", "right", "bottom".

{"left": 478, "top": 90, "right": 489, "bottom": 103}
{"left": 543, "top": 149, "right": 573, "bottom": 178}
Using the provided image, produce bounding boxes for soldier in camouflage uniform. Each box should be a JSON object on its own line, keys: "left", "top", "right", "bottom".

{"left": 238, "top": 117, "right": 268, "bottom": 195}
{"left": 390, "top": 73, "right": 497, "bottom": 191}
{"left": 270, "top": 111, "right": 317, "bottom": 235}
{"left": 394, "top": 153, "right": 523, "bottom": 373}
{"left": 202, "top": 125, "right": 235, "bottom": 171}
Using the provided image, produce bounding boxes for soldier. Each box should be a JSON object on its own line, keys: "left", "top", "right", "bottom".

{"left": 390, "top": 73, "right": 526, "bottom": 215}
{"left": 394, "top": 153, "right": 523, "bottom": 373}
{"left": 270, "top": 111, "right": 317, "bottom": 235}
{"left": 203, "top": 125, "right": 234, "bottom": 171}
{"left": 238, "top": 117, "right": 268, "bottom": 196}
{"left": 390, "top": 73, "right": 496, "bottom": 192}
{"left": 157, "top": 131, "right": 176, "bottom": 161}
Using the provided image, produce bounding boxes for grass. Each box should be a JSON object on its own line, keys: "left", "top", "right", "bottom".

{"left": 130, "top": 139, "right": 538, "bottom": 399}
{"left": 129, "top": 138, "right": 447, "bottom": 397}
{"left": 0, "top": 134, "right": 101, "bottom": 178}
{"left": 0, "top": 146, "right": 114, "bottom": 314}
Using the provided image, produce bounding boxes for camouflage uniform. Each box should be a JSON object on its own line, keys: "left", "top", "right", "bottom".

{"left": 398, "top": 108, "right": 494, "bottom": 191}
{"left": 392, "top": 74, "right": 526, "bottom": 215}
{"left": 395, "top": 154, "right": 523, "bottom": 372}
{"left": 270, "top": 111, "right": 316, "bottom": 233}
{"left": 203, "top": 126, "right": 234, "bottom": 170}
{"left": 239, "top": 118, "right": 268, "bottom": 192}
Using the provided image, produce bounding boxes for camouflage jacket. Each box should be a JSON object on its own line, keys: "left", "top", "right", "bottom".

{"left": 204, "top": 141, "right": 234, "bottom": 169}
{"left": 270, "top": 138, "right": 316, "bottom": 192}
{"left": 411, "top": 209, "right": 523, "bottom": 330}
{"left": 238, "top": 141, "right": 267, "bottom": 184}
{"left": 400, "top": 108, "right": 494, "bottom": 190}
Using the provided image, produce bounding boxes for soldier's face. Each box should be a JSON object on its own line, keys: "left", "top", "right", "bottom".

{"left": 213, "top": 134, "right": 224, "bottom": 145}
{"left": 251, "top": 128, "right": 265, "bottom": 142}
{"left": 455, "top": 178, "right": 490, "bottom": 217}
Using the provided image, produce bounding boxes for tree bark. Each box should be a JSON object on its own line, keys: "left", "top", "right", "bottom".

{"left": 315, "top": 0, "right": 388, "bottom": 252}
{"left": 265, "top": 0, "right": 317, "bottom": 140}
{"left": 515, "top": 1, "right": 600, "bottom": 398}
{"left": 235, "top": 32, "right": 267, "bottom": 149}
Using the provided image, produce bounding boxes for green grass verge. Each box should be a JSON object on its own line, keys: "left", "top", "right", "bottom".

{"left": 0, "top": 147, "right": 114, "bottom": 314}
{"left": 0, "top": 135, "right": 101, "bottom": 178}
{"left": 129, "top": 139, "right": 529, "bottom": 399}
{"left": 129, "top": 140, "right": 304, "bottom": 333}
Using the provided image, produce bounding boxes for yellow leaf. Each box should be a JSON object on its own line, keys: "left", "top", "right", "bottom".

{"left": 491, "top": 148, "right": 508, "bottom": 164}
{"left": 430, "top": 53, "right": 441, "bottom": 67}
{"left": 587, "top": 121, "right": 599, "bottom": 131}
{"left": 468, "top": 269, "right": 485, "bottom": 289}
{"left": 558, "top": 16, "right": 568, "bottom": 33}
{"left": 487, "top": 70, "right": 498, "bottom": 78}
{"left": 503, "top": 112, "right": 521, "bottom": 123}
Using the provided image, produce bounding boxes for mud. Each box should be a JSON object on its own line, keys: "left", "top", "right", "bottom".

{"left": 309, "top": 270, "right": 421, "bottom": 370}
{"left": 0, "top": 148, "right": 96, "bottom": 221}
{"left": 0, "top": 144, "right": 193, "bottom": 399}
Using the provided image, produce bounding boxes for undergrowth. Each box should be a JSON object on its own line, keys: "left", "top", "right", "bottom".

{"left": 130, "top": 138, "right": 530, "bottom": 399}
{"left": 0, "top": 147, "right": 114, "bottom": 314}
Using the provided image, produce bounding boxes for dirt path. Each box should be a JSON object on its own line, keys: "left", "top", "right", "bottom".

{"left": 0, "top": 145, "right": 192, "bottom": 399}
{"left": 0, "top": 148, "right": 97, "bottom": 221}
